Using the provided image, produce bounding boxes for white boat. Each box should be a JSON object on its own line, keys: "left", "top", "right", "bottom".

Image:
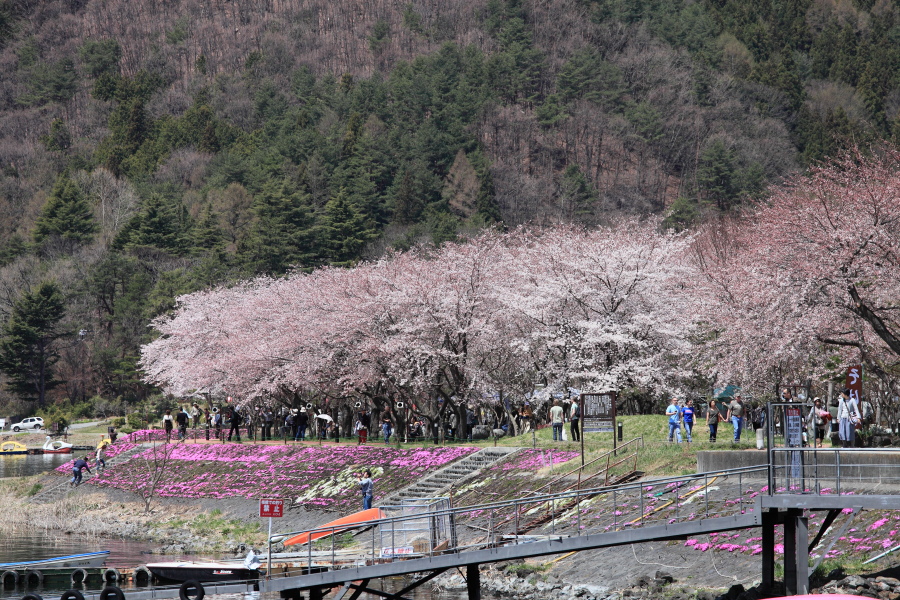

{"left": 145, "top": 561, "right": 261, "bottom": 583}
{"left": 0, "top": 551, "right": 109, "bottom": 570}
{"left": 42, "top": 436, "right": 73, "bottom": 454}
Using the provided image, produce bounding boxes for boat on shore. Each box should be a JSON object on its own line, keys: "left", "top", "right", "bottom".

{"left": 0, "top": 551, "right": 109, "bottom": 570}
{"left": 145, "top": 561, "right": 261, "bottom": 583}
{"left": 283, "top": 507, "right": 384, "bottom": 546}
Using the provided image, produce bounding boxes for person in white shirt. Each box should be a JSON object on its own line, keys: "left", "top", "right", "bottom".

{"left": 549, "top": 400, "right": 565, "bottom": 441}
{"left": 837, "top": 389, "right": 861, "bottom": 448}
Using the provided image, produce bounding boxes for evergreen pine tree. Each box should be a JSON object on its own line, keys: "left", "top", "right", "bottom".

{"left": 238, "top": 180, "right": 317, "bottom": 274}
{"left": 0, "top": 281, "right": 67, "bottom": 407}
{"left": 392, "top": 170, "right": 424, "bottom": 225}
{"left": 697, "top": 140, "right": 738, "bottom": 211}
{"left": 192, "top": 203, "right": 227, "bottom": 254}
{"left": 318, "top": 191, "right": 377, "bottom": 267}
{"left": 113, "top": 194, "right": 192, "bottom": 255}
{"left": 33, "top": 175, "right": 98, "bottom": 245}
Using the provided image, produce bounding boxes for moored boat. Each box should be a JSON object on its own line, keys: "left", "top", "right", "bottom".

{"left": 145, "top": 561, "right": 261, "bottom": 583}
{"left": 42, "top": 436, "right": 73, "bottom": 454}
{"left": 0, "top": 441, "right": 28, "bottom": 455}
{"left": 0, "top": 551, "right": 109, "bottom": 570}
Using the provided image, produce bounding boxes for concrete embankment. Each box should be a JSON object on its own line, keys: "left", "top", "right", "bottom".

{"left": 698, "top": 449, "right": 900, "bottom": 488}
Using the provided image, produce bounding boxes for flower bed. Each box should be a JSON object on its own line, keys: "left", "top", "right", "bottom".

{"left": 80, "top": 441, "right": 478, "bottom": 512}
{"left": 452, "top": 449, "right": 580, "bottom": 506}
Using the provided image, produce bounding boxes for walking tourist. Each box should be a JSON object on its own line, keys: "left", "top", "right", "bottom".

{"left": 244, "top": 409, "right": 255, "bottom": 440}
{"left": 807, "top": 398, "right": 830, "bottom": 448}
{"left": 466, "top": 406, "right": 477, "bottom": 441}
{"left": 357, "top": 409, "right": 370, "bottom": 444}
{"left": 331, "top": 418, "right": 340, "bottom": 443}
{"left": 213, "top": 409, "right": 223, "bottom": 439}
{"left": 283, "top": 410, "right": 294, "bottom": 441}
{"left": 162, "top": 408, "right": 174, "bottom": 442}
{"left": 176, "top": 406, "right": 189, "bottom": 441}
{"left": 837, "top": 389, "right": 861, "bottom": 448}
{"left": 448, "top": 412, "right": 458, "bottom": 440}
{"left": 382, "top": 418, "right": 392, "bottom": 445}
{"left": 295, "top": 409, "right": 308, "bottom": 441}
{"left": 190, "top": 403, "right": 201, "bottom": 428}
{"left": 550, "top": 399, "right": 565, "bottom": 441}
{"left": 204, "top": 408, "right": 211, "bottom": 440}
{"left": 706, "top": 400, "right": 721, "bottom": 442}
{"left": 260, "top": 409, "right": 270, "bottom": 440}
{"left": 358, "top": 469, "right": 374, "bottom": 510}
{"left": 71, "top": 456, "right": 91, "bottom": 486}
{"left": 682, "top": 399, "right": 695, "bottom": 442}
{"left": 666, "top": 398, "right": 682, "bottom": 443}
{"left": 95, "top": 444, "right": 106, "bottom": 471}
{"left": 227, "top": 408, "right": 242, "bottom": 443}
{"left": 727, "top": 396, "right": 745, "bottom": 443}
{"left": 569, "top": 397, "right": 581, "bottom": 442}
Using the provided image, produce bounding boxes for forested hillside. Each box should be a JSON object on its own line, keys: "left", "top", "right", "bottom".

{"left": 0, "top": 0, "right": 894, "bottom": 411}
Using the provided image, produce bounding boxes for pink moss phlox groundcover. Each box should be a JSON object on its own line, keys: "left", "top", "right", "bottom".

{"left": 82, "top": 442, "right": 478, "bottom": 511}
{"left": 492, "top": 449, "right": 580, "bottom": 471}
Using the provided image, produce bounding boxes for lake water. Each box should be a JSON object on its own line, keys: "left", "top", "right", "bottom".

{"left": 0, "top": 531, "right": 463, "bottom": 600}
{"left": 0, "top": 454, "right": 72, "bottom": 478}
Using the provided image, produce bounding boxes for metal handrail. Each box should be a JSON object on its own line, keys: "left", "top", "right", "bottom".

{"left": 273, "top": 463, "right": 769, "bottom": 541}
{"left": 531, "top": 437, "right": 644, "bottom": 495}
{"left": 768, "top": 447, "right": 900, "bottom": 496}
{"left": 263, "top": 463, "right": 772, "bottom": 580}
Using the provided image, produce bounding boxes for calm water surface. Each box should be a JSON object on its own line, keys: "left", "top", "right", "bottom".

{"left": 0, "top": 531, "right": 463, "bottom": 600}
{"left": 0, "top": 453, "right": 71, "bottom": 478}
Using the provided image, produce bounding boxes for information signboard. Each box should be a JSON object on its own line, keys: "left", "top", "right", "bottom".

{"left": 259, "top": 498, "right": 284, "bottom": 518}
{"left": 581, "top": 392, "right": 616, "bottom": 433}
{"left": 381, "top": 546, "right": 415, "bottom": 557}
{"left": 784, "top": 406, "right": 803, "bottom": 448}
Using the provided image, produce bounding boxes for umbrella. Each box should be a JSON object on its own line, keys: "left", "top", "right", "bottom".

{"left": 315, "top": 414, "right": 333, "bottom": 422}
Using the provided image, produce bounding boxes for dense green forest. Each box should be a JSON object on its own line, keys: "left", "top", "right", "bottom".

{"left": 0, "top": 0, "right": 894, "bottom": 414}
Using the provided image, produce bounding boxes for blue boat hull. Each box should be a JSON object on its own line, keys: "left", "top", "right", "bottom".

{"left": 0, "top": 551, "right": 109, "bottom": 570}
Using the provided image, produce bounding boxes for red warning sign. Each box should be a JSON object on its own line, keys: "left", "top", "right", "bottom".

{"left": 259, "top": 498, "right": 283, "bottom": 518}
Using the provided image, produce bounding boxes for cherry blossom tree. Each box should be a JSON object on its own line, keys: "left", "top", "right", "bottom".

{"left": 142, "top": 221, "right": 701, "bottom": 426}
{"left": 693, "top": 148, "right": 900, "bottom": 398}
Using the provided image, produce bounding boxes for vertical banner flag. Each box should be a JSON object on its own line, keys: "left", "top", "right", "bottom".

{"left": 846, "top": 365, "right": 862, "bottom": 404}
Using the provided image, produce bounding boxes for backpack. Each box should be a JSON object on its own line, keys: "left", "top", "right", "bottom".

{"left": 232, "top": 411, "right": 243, "bottom": 426}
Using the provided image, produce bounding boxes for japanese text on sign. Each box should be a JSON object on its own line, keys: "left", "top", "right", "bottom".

{"left": 784, "top": 406, "right": 803, "bottom": 448}
{"left": 259, "top": 498, "right": 283, "bottom": 518}
{"left": 381, "top": 546, "right": 415, "bottom": 557}
{"left": 581, "top": 392, "right": 616, "bottom": 433}
{"left": 846, "top": 365, "right": 863, "bottom": 404}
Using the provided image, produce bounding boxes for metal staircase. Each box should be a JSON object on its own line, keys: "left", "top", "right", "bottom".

{"left": 382, "top": 446, "right": 520, "bottom": 504}
{"left": 28, "top": 444, "right": 149, "bottom": 504}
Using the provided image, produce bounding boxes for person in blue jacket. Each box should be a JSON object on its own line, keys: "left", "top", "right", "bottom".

{"left": 666, "top": 398, "right": 682, "bottom": 443}
{"left": 71, "top": 456, "right": 92, "bottom": 486}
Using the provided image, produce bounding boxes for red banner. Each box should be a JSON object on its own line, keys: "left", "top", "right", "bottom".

{"left": 846, "top": 365, "right": 863, "bottom": 404}
{"left": 259, "top": 498, "right": 283, "bottom": 518}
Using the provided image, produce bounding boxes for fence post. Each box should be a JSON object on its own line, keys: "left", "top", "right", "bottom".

{"left": 514, "top": 501, "right": 519, "bottom": 545}
{"left": 576, "top": 472, "right": 581, "bottom": 534}
{"left": 613, "top": 489, "right": 617, "bottom": 529}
